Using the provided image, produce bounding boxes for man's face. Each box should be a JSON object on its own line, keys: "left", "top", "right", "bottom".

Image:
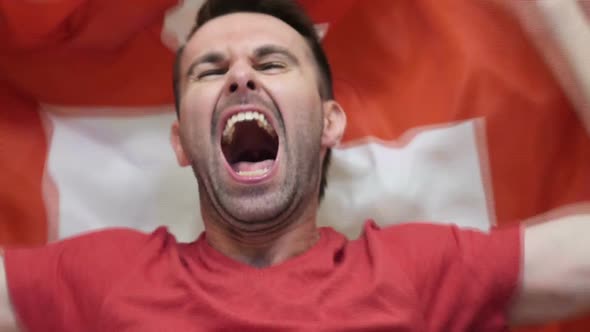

{"left": 173, "top": 13, "right": 341, "bottom": 227}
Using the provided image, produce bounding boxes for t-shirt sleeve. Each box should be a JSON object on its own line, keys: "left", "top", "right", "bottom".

{"left": 3, "top": 228, "right": 150, "bottom": 332}
{"left": 381, "top": 222, "right": 522, "bottom": 331}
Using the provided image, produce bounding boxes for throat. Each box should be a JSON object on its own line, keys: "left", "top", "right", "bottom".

{"left": 235, "top": 250, "right": 282, "bottom": 269}
{"left": 204, "top": 218, "right": 320, "bottom": 268}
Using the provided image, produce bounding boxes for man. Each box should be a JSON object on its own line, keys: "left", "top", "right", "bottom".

{"left": 1, "top": 0, "right": 589, "bottom": 331}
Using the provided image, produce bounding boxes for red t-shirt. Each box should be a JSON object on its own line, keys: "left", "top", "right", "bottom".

{"left": 4, "top": 220, "right": 521, "bottom": 331}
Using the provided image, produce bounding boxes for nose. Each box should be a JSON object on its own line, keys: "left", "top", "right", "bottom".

{"left": 228, "top": 80, "right": 256, "bottom": 93}
{"left": 225, "top": 62, "right": 258, "bottom": 95}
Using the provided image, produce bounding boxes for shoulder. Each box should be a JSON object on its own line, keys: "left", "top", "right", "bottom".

{"left": 361, "top": 220, "right": 458, "bottom": 246}
{"left": 4, "top": 226, "right": 178, "bottom": 281}
{"left": 1, "top": 227, "right": 179, "bottom": 331}
{"left": 54, "top": 226, "right": 174, "bottom": 254}
{"left": 361, "top": 219, "right": 522, "bottom": 264}
{"left": 364, "top": 219, "right": 520, "bottom": 244}
{"left": 357, "top": 220, "right": 522, "bottom": 330}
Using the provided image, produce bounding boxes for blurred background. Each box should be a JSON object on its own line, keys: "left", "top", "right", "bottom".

{"left": 1, "top": 0, "right": 589, "bottom": 330}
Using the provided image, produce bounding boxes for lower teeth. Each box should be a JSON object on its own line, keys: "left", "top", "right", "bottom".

{"left": 236, "top": 168, "right": 270, "bottom": 177}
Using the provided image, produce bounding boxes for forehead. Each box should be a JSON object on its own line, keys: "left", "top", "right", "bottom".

{"left": 184, "top": 12, "right": 310, "bottom": 60}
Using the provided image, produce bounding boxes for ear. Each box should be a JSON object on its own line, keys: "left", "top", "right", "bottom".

{"left": 321, "top": 100, "right": 346, "bottom": 148}
{"left": 170, "top": 120, "right": 191, "bottom": 167}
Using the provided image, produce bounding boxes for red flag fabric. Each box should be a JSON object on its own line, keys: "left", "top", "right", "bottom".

{"left": 1, "top": 1, "right": 590, "bottom": 330}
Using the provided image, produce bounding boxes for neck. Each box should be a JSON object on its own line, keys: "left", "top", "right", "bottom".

{"left": 201, "top": 202, "right": 320, "bottom": 268}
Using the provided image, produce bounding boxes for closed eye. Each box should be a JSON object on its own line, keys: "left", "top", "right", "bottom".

{"left": 197, "top": 69, "right": 226, "bottom": 80}
{"left": 256, "top": 62, "right": 286, "bottom": 72}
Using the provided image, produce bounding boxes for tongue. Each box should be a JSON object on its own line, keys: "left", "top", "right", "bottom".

{"left": 232, "top": 159, "right": 275, "bottom": 173}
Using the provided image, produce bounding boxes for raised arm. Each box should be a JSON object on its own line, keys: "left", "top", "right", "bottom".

{"left": 0, "top": 253, "right": 19, "bottom": 332}
{"left": 509, "top": 214, "right": 590, "bottom": 325}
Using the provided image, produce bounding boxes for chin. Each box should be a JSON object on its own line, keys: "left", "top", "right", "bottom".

{"left": 220, "top": 187, "right": 295, "bottom": 225}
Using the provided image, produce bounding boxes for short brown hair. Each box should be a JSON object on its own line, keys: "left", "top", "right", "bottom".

{"left": 172, "top": 0, "right": 334, "bottom": 200}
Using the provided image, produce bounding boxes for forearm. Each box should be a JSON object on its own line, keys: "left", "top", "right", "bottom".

{"left": 0, "top": 253, "right": 19, "bottom": 332}
{"left": 509, "top": 0, "right": 590, "bottom": 135}
{"left": 538, "top": 0, "right": 590, "bottom": 135}
{"left": 510, "top": 214, "right": 590, "bottom": 325}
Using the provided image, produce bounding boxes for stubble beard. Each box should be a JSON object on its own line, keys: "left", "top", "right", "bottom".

{"left": 193, "top": 139, "right": 323, "bottom": 235}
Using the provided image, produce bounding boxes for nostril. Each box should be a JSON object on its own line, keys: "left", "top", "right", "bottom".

{"left": 229, "top": 83, "right": 238, "bottom": 93}
{"left": 246, "top": 80, "right": 256, "bottom": 90}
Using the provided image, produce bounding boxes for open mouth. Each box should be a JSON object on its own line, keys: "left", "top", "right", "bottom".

{"left": 221, "top": 110, "right": 279, "bottom": 181}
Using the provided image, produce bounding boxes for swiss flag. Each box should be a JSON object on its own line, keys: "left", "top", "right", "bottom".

{"left": 1, "top": 1, "right": 590, "bottom": 331}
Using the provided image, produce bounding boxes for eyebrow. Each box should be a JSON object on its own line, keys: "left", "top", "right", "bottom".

{"left": 185, "top": 45, "right": 299, "bottom": 78}
{"left": 186, "top": 51, "right": 226, "bottom": 78}
{"left": 254, "top": 44, "right": 299, "bottom": 65}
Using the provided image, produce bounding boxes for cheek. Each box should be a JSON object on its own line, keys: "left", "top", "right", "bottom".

{"left": 183, "top": 82, "right": 221, "bottom": 118}
{"left": 266, "top": 74, "right": 323, "bottom": 121}
{"left": 177, "top": 85, "right": 222, "bottom": 166}
{"left": 267, "top": 78, "right": 324, "bottom": 144}
{"left": 180, "top": 83, "right": 222, "bottom": 140}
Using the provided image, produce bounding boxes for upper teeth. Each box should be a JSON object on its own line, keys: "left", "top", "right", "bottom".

{"left": 222, "top": 111, "right": 275, "bottom": 144}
